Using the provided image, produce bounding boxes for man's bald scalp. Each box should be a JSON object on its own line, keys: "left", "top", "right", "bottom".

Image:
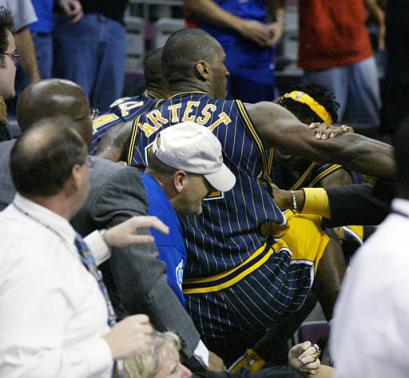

{"left": 17, "top": 79, "right": 87, "bottom": 132}
{"left": 162, "top": 28, "right": 221, "bottom": 84}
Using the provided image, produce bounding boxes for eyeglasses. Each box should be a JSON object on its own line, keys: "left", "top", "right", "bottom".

{"left": 0, "top": 52, "right": 20, "bottom": 66}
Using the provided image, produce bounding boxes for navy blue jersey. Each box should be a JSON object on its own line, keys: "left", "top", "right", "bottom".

{"left": 91, "top": 95, "right": 158, "bottom": 155}
{"left": 128, "top": 92, "right": 285, "bottom": 278}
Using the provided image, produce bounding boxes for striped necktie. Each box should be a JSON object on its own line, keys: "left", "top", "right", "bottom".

{"left": 74, "top": 233, "right": 117, "bottom": 327}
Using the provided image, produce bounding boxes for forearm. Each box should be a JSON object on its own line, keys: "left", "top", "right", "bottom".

{"left": 14, "top": 28, "right": 41, "bottom": 83}
{"left": 266, "top": 0, "right": 285, "bottom": 22}
{"left": 365, "top": 0, "right": 385, "bottom": 25}
{"left": 185, "top": 0, "right": 244, "bottom": 33}
{"left": 338, "top": 134, "right": 395, "bottom": 179}
{"left": 249, "top": 102, "right": 396, "bottom": 179}
{"left": 107, "top": 227, "right": 201, "bottom": 358}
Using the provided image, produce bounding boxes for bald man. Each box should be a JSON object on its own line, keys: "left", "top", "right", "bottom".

{"left": 0, "top": 79, "right": 209, "bottom": 370}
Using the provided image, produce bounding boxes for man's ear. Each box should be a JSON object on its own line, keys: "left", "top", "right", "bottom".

{"left": 173, "top": 170, "right": 188, "bottom": 193}
{"left": 65, "top": 164, "right": 82, "bottom": 195}
{"left": 195, "top": 60, "right": 211, "bottom": 81}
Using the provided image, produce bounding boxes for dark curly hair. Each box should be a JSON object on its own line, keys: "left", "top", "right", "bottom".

{"left": 277, "top": 83, "right": 340, "bottom": 124}
{"left": 0, "top": 9, "right": 14, "bottom": 65}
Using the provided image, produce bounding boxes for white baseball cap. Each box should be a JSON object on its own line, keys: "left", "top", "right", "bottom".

{"left": 151, "top": 122, "right": 236, "bottom": 192}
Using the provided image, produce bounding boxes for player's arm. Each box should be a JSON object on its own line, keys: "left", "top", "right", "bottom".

{"left": 246, "top": 102, "right": 395, "bottom": 179}
{"left": 185, "top": 0, "right": 270, "bottom": 46}
{"left": 95, "top": 121, "right": 133, "bottom": 162}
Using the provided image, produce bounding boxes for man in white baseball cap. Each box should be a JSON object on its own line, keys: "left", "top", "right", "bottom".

{"left": 150, "top": 121, "right": 236, "bottom": 206}
{"left": 137, "top": 121, "right": 234, "bottom": 369}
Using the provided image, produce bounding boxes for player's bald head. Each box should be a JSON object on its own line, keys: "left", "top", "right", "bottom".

{"left": 162, "top": 28, "right": 222, "bottom": 85}
{"left": 144, "top": 47, "right": 169, "bottom": 98}
{"left": 16, "top": 79, "right": 93, "bottom": 146}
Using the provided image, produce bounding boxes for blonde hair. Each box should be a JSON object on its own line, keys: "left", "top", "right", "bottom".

{"left": 124, "top": 331, "right": 181, "bottom": 378}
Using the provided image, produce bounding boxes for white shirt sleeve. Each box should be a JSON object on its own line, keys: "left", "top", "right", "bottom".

{"left": 0, "top": 265, "right": 113, "bottom": 377}
{"left": 2, "top": 0, "right": 38, "bottom": 32}
{"left": 84, "top": 230, "right": 111, "bottom": 266}
{"left": 193, "top": 340, "right": 210, "bottom": 368}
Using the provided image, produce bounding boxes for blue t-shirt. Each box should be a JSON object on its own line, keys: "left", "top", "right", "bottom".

{"left": 29, "top": 0, "right": 54, "bottom": 33}
{"left": 139, "top": 173, "right": 187, "bottom": 304}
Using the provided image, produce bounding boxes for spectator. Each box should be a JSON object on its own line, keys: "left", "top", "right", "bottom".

{"left": 54, "top": 0, "right": 129, "bottom": 111}
{"left": 185, "top": 0, "right": 284, "bottom": 102}
{"left": 125, "top": 332, "right": 192, "bottom": 378}
{"left": 5, "top": 79, "right": 218, "bottom": 370}
{"left": 125, "top": 333, "right": 327, "bottom": 378}
{"left": 296, "top": 0, "right": 384, "bottom": 132}
{"left": 0, "top": 0, "right": 41, "bottom": 86}
{"left": 330, "top": 122, "right": 409, "bottom": 377}
{"left": 141, "top": 121, "right": 236, "bottom": 304}
{"left": 0, "top": 117, "right": 169, "bottom": 377}
{"left": 29, "top": 0, "right": 54, "bottom": 79}
{"left": 0, "top": 9, "right": 16, "bottom": 140}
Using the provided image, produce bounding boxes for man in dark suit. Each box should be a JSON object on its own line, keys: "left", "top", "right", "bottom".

{"left": 0, "top": 78, "right": 210, "bottom": 369}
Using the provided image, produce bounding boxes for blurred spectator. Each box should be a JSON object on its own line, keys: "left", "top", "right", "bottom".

{"left": 142, "top": 122, "right": 236, "bottom": 305}
{"left": 0, "top": 116, "right": 168, "bottom": 377}
{"left": 29, "top": 0, "right": 54, "bottom": 79}
{"left": 54, "top": 0, "right": 129, "bottom": 112}
{"left": 296, "top": 0, "right": 384, "bottom": 132}
{"left": 0, "top": 0, "right": 41, "bottom": 86}
{"left": 0, "top": 9, "right": 18, "bottom": 141}
{"left": 185, "top": 0, "right": 284, "bottom": 102}
{"left": 330, "top": 123, "right": 409, "bottom": 377}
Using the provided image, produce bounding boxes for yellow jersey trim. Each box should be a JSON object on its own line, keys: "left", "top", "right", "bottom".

{"left": 236, "top": 100, "right": 271, "bottom": 182}
{"left": 127, "top": 115, "right": 141, "bottom": 165}
{"left": 167, "top": 91, "right": 209, "bottom": 100}
{"left": 290, "top": 162, "right": 317, "bottom": 190}
{"left": 309, "top": 164, "right": 342, "bottom": 187}
{"left": 183, "top": 243, "right": 272, "bottom": 294}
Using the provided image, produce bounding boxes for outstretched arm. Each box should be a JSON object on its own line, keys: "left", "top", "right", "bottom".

{"left": 246, "top": 102, "right": 395, "bottom": 179}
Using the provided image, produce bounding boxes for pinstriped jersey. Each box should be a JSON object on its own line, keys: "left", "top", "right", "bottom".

{"left": 272, "top": 156, "right": 344, "bottom": 190}
{"left": 128, "top": 91, "right": 286, "bottom": 278}
{"left": 90, "top": 95, "right": 158, "bottom": 155}
{"left": 271, "top": 151, "right": 362, "bottom": 190}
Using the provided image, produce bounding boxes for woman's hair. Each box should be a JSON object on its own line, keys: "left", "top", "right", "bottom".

{"left": 124, "top": 331, "right": 181, "bottom": 378}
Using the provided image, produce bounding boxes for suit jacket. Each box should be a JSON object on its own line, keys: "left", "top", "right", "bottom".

{"left": 323, "top": 179, "right": 394, "bottom": 227}
{"left": 0, "top": 140, "right": 16, "bottom": 211}
{"left": 70, "top": 158, "right": 201, "bottom": 361}
{"left": 0, "top": 144, "right": 200, "bottom": 361}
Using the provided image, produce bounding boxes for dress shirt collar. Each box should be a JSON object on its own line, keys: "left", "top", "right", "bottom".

{"left": 391, "top": 198, "right": 409, "bottom": 217}
{"left": 13, "top": 193, "right": 76, "bottom": 244}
